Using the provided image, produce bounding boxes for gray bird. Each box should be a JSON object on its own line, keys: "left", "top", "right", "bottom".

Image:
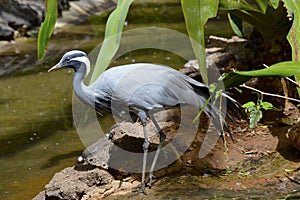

{"left": 48, "top": 50, "right": 243, "bottom": 194}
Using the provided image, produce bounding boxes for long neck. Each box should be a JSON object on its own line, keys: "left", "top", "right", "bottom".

{"left": 72, "top": 64, "right": 93, "bottom": 107}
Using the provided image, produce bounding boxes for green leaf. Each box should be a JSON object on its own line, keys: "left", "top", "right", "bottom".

{"left": 285, "top": 0, "right": 300, "bottom": 97}
{"left": 222, "top": 61, "right": 300, "bottom": 88}
{"left": 181, "top": 0, "right": 219, "bottom": 84}
{"left": 89, "top": 0, "right": 134, "bottom": 84}
{"left": 221, "top": 72, "right": 252, "bottom": 88}
{"left": 242, "top": 101, "right": 256, "bottom": 109}
{"left": 249, "top": 109, "right": 262, "bottom": 128}
{"left": 37, "top": 0, "right": 57, "bottom": 60}
{"left": 236, "top": 61, "right": 300, "bottom": 77}
{"left": 260, "top": 101, "right": 274, "bottom": 110}
{"left": 193, "top": 95, "right": 212, "bottom": 123}
{"left": 228, "top": 13, "right": 243, "bottom": 37}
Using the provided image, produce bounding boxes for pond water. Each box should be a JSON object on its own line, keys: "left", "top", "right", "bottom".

{"left": 0, "top": 2, "right": 234, "bottom": 200}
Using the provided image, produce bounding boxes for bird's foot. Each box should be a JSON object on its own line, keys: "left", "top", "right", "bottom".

{"left": 148, "top": 174, "right": 156, "bottom": 189}
{"left": 131, "top": 182, "right": 147, "bottom": 196}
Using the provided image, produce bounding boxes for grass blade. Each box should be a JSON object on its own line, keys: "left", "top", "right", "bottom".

{"left": 89, "top": 0, "right": 134, "bottom": 84}
{"left": 37, "top": 0, "right": 57, "bottom": 60}
{"left": 228, "top": 13, "right": 243, "bottom": 37}
{"left": 181, "top": 0, "right": 219, "bottom": 84}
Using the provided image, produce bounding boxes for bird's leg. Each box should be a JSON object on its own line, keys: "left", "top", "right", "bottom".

{"left": 132, "top": 115, "right": 149, "bottom": 195}
{"left": 148, "top": 114, "right": 166, "bottom": 188}
{"left": 141, "top": 123, "right": 149, "bottom": 193}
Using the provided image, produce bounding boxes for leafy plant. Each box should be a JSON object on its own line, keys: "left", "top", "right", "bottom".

{"left": 181, "top": 0, "right": 300, "bottom": 97}
{"left": 219, "top": 0, "right": 300, "bottom": 97}
{"left": 37, "top": 0, "right": 57, "bottom": 60}
{"left": 222, "top": 61, "right": 300, "bottom": 88}
{"left": 181, "top": 0, "right": 219, "bottom": 84}
{"left": 242, "top": 94, "right": 275, "bottom": 128}
{"left": 89, "top": 0, "right": 134, "bottom": 84}
{"left": 221, "top": 0, "right": 291, "bottom": 42}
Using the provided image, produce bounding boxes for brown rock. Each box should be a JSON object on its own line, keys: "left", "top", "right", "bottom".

{"left": 44, "top": 166, "right": 113, "bottom": 200}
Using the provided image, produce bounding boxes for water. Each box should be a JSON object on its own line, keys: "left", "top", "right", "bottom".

{"left": 0, "top": 1, "right": 234, "bottom": 200}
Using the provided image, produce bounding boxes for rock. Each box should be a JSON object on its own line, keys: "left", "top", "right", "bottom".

{"left": 34, "top": 163, "right": 140, "bottom": 200}
{"left": 0, "top": 0, "right": 88, "bottom": 41}
{"left": 181, "top": 35, "right": 250, "bottom": 83}
{"left": 0, "top": 0, "right": 44, "bottom": 40}
{"left": 44, "top": 166, "right": 114, "bottom": 200}
{"left": 32, "top": 191, "right": 45, "bottom": 200}
{"left": 52, "top": 0, "right": 116, "bottom": 28}
{"left": 0, "top": 22, "right": 14, "bottom": 40}
{"left": 78, "top": 136, "right": 113, "bottom": 169}
{"left": 80, "top": 116, "right": 183, "bottom": 176}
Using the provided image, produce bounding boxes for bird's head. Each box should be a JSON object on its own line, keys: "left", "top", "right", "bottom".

{"left": 48, "top": 50, "right": 90, "bottom": 77}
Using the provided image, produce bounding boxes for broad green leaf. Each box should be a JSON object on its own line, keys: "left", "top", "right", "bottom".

{"left": 249, "top": 109, "right": 262, "bottom": 128}
{"left": 89, "top": 0, "right": 134, "bottom": 84}
{"left": 37, "top": 0, "right": 57, "bottom": 60}
{"left": 221, "top": 72, "right": 251, "bottom": 88}
{"left": 228, "top": 13, "right": 243, "bottom": 37}
{"left": 222, "top": 61, "right": 300, "bottom": 88}
{"left": 242, "top": 101, "right": 256, "bottom": 109}
{"left": 181, "top": 0, "right": 219, "bottom": 84}
{"left": 285, "top": 0, "right": 300, "bottom": 96}
{"left": 236, "top": 61, "right": 300, "bottom": 77}
{"left": 260, "top": 101, "right": 274, "bottom": 110}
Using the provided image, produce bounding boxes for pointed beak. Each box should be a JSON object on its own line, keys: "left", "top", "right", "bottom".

{"left": 48, "top": 63, "right": 61, "bottom": 72}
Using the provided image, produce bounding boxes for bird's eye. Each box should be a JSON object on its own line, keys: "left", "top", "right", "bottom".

{"left": 65, "top": 57, "right": 71, "bottom": 62}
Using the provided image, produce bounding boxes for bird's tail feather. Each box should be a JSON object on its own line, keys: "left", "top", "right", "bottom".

{"left": 194, "top": 91, "right": 244, "bottom": 139}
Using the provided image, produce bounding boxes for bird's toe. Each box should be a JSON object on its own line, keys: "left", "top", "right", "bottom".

{"left": 131, "top": 182, "right": 147, "bottom": 196}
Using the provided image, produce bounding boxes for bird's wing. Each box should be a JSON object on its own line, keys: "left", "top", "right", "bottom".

{"left": 89, "top": 63, "right": 244, "bottom": 135}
